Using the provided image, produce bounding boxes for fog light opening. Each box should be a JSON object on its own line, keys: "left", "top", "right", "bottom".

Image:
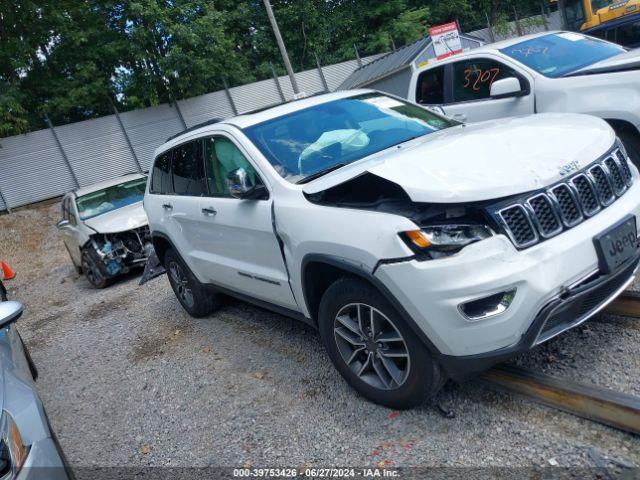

{"left": 459, "top": 289, "right": 516, "bottom": 321}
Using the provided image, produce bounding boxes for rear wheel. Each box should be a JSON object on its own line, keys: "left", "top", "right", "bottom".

{"left": 81, "top": 248, "right": 112, "bottom": 289}
{"left": 164, "top": 248, "right": 220, "bottom": 318}
{"left": 318, "top": 277, "right": 443, "bottom": 409}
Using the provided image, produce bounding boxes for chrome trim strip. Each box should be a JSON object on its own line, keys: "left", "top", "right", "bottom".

{"left": 497, "top": 205, "right": 539, "bottom": 249}
{"left": 458, "top": 289, "right": 517, "bottom": 322}
{"left": 613, "top": 149, "right": 634, "bottom": 187}
{"left": 525, "top": 193, "right": 563, "bottom": 238}
{"left": 571, "top": 173, "right": 601, "bottom": 217}
{"left": 535, "top": 268, "right": 638, "bottom": 346}
{"left": 566, "top": 267, "right": 600, "bottom": 290}
{"left": 587, "top": 164, "right": 615, "bottom": 206}
{"left": 603, "top": 156, "right": 627, "bottom": 196}
{"left": 549, "top": 184, "right": 583, "bottom": 228}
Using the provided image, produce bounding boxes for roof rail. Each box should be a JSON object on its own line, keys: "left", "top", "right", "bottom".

{"left": 165, "top": 117, "right": 225, "bottom": 142}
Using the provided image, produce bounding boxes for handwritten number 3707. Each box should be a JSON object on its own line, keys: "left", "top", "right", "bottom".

{"left": 463, "top": 67, "right": 501, "bottom": 92}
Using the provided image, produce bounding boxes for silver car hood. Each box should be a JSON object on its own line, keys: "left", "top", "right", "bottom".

{"left": 84, "top": 201, "right": 148, "bottom": 234}
{"left": 302, "top": 114, "right": 615, "bottom": 203}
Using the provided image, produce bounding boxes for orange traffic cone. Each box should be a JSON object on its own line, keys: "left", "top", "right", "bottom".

{"left": 1, "top": 262, "right": 15, "bottom": 280}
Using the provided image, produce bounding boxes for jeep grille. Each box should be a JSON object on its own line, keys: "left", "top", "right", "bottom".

{"left": 496, "top": 148, "right": 634, "bottom": 249}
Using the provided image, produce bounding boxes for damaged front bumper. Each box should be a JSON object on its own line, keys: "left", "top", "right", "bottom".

{"left": 87, "top": 225, "right": 153, "bottom": 278}
{"left": 375, "top": 179, "right": 640, "bottom": 359}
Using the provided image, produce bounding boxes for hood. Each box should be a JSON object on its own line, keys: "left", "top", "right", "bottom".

{"left": 570, "top": 48, "right": 640, "bottom": 76}
{"left": 302, "top": 114, "right": 615, "bottom": 203}
{"left": 84, "top": 201, "right": 148, "bottom": 233}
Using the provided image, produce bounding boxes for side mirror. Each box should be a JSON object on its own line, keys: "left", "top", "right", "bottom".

{"left": 226, "top": 168, "right": 265, "bottom": 200}
{"left": 56, "top": 219, "right": 70, "bottom": 229}
{"left": 490, "top": 77, "right": 524, "bottom": 99}
{"left": 0, "top": 301, "right": 23, "bottom": 329}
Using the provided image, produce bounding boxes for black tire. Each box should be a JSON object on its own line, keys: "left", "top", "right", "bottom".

{"left": 81, "top": 248, "right": 113, "bottom": 289}
{"left": 164, "top": 248, "right": 220, "bottom": 318}
{"left": 617, "top": 130, "right": 640, "bottom": 169}
{"left": 318, "top": 277, "right": 443, "bottom": 409}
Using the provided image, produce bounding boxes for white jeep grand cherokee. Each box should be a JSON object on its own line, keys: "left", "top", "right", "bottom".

{"left": 144, "top": 90, "right": 640, "bottom": 409}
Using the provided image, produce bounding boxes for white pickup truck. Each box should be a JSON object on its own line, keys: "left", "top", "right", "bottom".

{"left": 407, "top": 31, "right": 640, "bottom": 165}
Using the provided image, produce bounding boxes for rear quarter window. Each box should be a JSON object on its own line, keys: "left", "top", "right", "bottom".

{"left": 150, "top": 151, "right": 173, "bottom": 194}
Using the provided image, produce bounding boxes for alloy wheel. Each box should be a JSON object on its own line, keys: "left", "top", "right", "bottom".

{"left": 333, "top": 303, "right": 410, "bottom": 390}
{"left": 168, "top": 261, "right": 195, "bottom": 308}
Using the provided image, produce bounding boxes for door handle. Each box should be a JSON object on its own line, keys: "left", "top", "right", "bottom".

{"left": 202, "top": 207, "right": 217, "bottom": 216}
{"left": 162, "top": 203, "right": 173, "bottom": 211}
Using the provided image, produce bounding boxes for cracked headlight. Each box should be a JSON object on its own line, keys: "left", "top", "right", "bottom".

{"left": 401, "top": 224, "right": 492, "bottom": 258}
{"left": 0, "top": 411, "right": 29, "bottom": 478}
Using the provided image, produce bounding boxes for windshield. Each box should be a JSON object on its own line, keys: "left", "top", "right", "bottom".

{"left": 590, "top": 0, "right": 610, "bottom": 14}
{"left": 501, "top": 32, "right": 626, "bottom": 78}
{"left": 76, "top": 177, "right": 147, "bottom": 220}
{"left": 243, "top": 93, "right": 456, "bottom": 183}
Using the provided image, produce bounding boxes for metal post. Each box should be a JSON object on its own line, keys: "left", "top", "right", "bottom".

{"left": 169, "top": 92, "right": 188, "bottom": 129}
{"left": 0, "top": 188, "right": 11, "bottom": 213}
{"left": 354, "top": 44, "right": 363, "bottom": 68}
{"left": 222, "top": 77, "right": 238, "bottom": 116}
{"left": 45, "top": 114, "right": 80, "bottom": 188}
{"left": 513, "top": 6, "right": 523, "bottom": 36}
{"left": 541, "top": 3, "right": 550, "bottom": 31}
{"left": 109, "top": 97, "right": 143, "bottom": 173}
{"left": 390, "top": 35, "right": 397, "bottom": 51}
{"left": 263, "top": 0, "right": 300, "bottom": 95}
{"left": 314, "top": 53, "right": 329, "bottom": 93}
{"left": 270, "top": 63, "right": 286, "bottom": 102}
{"left": 485, "top": 12, "right": 496, "bottom": 42}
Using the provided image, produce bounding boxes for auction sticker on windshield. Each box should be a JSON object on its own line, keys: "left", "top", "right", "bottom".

{"left": 361, "top": 96, "right": 405, "bottom": 109}
{"left": 557, "top": 32, "right": 584, "bottom": 42}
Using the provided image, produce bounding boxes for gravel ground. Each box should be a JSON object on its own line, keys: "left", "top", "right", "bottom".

{"left": 0, "top": 202, "right": 639, "bottom": 472}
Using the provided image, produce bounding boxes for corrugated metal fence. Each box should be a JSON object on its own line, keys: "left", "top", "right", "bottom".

{"left": 0, "top": 10, "right": 561, "bottom": 212}
{"left": 0, "top": 56, "right": 376, "bottom": 211}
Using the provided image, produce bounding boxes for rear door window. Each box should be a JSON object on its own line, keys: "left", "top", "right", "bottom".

{"left": 415, "top": 66, "right": 445, "bottom": 105}
{"left": 171, "top": 141, "right": 206, "bottom": 196}
{"left": 150, "top": 151, "right": 173, "bottom": 194}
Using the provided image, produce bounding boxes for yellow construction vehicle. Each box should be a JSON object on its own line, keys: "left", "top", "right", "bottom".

{"left": 556, "top": 0, "right": 640, "bottom": 31}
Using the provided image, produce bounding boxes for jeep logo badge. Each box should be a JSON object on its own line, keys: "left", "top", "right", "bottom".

{"left": 559, "top": 160, "right": 580, "bottom": 176}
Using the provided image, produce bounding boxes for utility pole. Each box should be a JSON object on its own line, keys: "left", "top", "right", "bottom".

{"left": 262, "top": 0, "right": 300, "bottom": 95}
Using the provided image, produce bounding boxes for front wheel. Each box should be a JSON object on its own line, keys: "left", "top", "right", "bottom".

{"left": 318, "top": 277, "right": 443, "bottom": 409}
{"left": 81, "top": 248, "right": 112, "bottom": 289}
{"left": 164, "top": 248, "right": 220, "bottom": 318}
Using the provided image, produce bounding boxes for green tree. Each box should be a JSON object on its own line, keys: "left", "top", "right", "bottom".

{"left": 0, "top": 0, "right": 548, "bottom": 137}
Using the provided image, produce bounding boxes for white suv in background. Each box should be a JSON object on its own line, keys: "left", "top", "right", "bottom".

{"left": 144, "top": 90, "right": 640, "bottom": 409}
{"left": 409, "top": 31, "right": 640, "bottom": 165}
{"left": 57, "top": 174, "right": 152, "bottom": 288}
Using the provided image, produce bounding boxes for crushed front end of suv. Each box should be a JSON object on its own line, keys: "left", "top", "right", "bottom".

{"left": 144, "top": 90, "right": 640, "bottom": 409}
{"left": 57, "top": 174, "right": 153, "bottom": 288}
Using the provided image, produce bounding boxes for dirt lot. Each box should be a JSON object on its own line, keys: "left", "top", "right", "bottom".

{"left": 0, "top": 202, "right": 639, "bottom": 471}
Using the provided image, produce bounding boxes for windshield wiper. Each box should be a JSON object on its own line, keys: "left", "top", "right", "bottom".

{"left": 296, "top": 163, "right": 349, "bottom": 184}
